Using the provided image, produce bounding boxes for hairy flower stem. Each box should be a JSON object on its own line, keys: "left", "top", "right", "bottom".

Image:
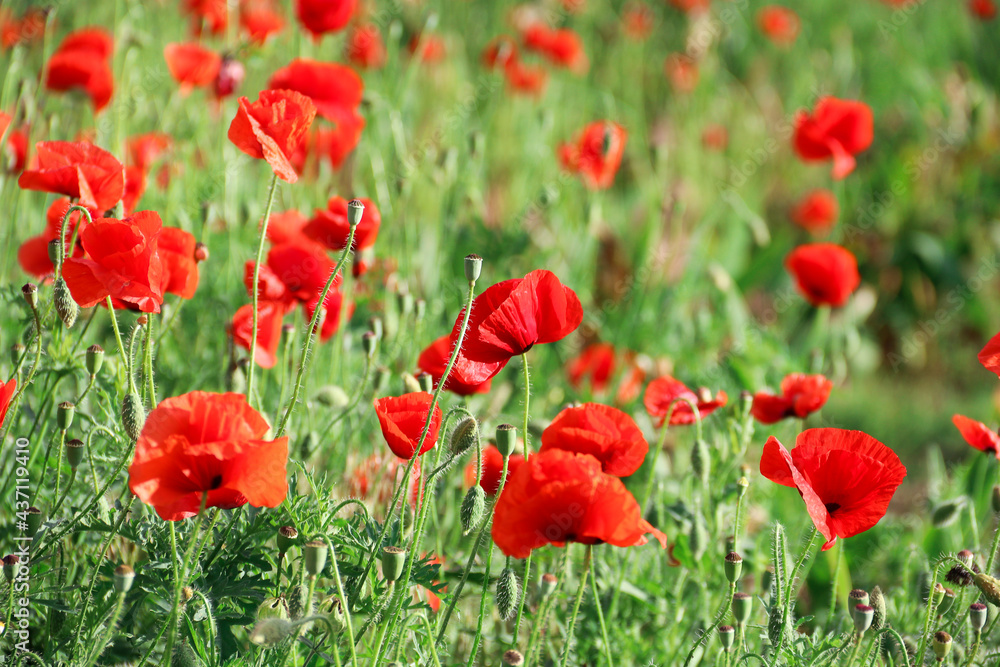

{"left": 985, "top": 514, "right": 1000, "bottom": 575}
{"left": 161, "top": 496, "right": 211, "bottom": 664}
{"left": 143, "top": 313, "right": 156, "bottom": 408}
{"left": 82, "top": 591, "right": 126, "bottom": 667}
{"left": 509, "top": 354, "right": 533, "bottom": 645}
{"left": 245, "top": 172, "right": 280, "bottom": 407}
{"left": 914, "top": 561, "right": 945, "bottom": 665}
{"left": 559, "top": 545, "right": 593, "bottom": 667}
{"left": 828, "top": 541, "right": 843, "bottom": 621}
{"left": 771, "top": 527, "right": 820, "bottom": 667}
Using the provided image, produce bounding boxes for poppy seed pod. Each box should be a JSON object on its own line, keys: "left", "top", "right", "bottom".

{"left": 121, "top": 392, "right": 146, "bottom": 441}
{"left": 402, "top": 372, "right": 422, "bottom": 394}
{"left": 718, "top": 625, "right": 735, "bottom": 651}
{"left": 382, "top": 546, "right": 407, "bottom": 582}
{"left": 848, "top": 589, "right": 869, "bottom": 614}
{"left": 461, "top": 485, "right": 487, "bottom": 535}
{"left": 57, "top": 402, "right": 76, "bottom": 430}
{"left": 537, "top": 573, "right": 557, "bottom": 599}
{"left": 450, "top": 417, "right": 479, "bottom": 457}
{"left": 495, "top": 424, "right": 518, "bottom": 458}
{"left": 724, "top": 552, "right": 743, "bottom": 583}
{"left": 870, "top": 586, "right": 886, "bottom": 631}
{"left": 732, "top": 592, "right": 752, "bottom": 626}
{"left": 66, "top": 438, "right": 85, "bottom": 469}
{"left": 11, "top": 343, "right": 25, "bottom": 367}
{"left": 318, "top": 595, "right": 347, "bottom": 634}
{"left": 464, "top": 254, "right": 483, "bottom": 283}
{"left": 970, "top": 602, "right": 988, "bottom": 632}
{"left": 347, "top": 199, "right": 365, "bottom": 228}
{"left": 304, "top": 540, "right": 328, "bottom": 577}
{"left": 26, "top": 507, "right": 42, "bottom": 537}
{"left": 3, "top": 555, "right": 20, "bottom": 582}
{"left": 690, "top": 438, "right": 710, "bottom": 485}
{"left": 53, "top": 278, "right": 78, "bottom": 328}
{"left": 249, "top": 617, "right": 295, "bottom": 646}
{"left": 86, "top": 345, "right": 104, "bottom": 376}
{"left": 737, "top": 476, "right": 750, "bottom": 498}
{"left": 936, "top": 587, "right": 956, "bottom": 616}
{"left": 22, "top": 283, "right": 38, "bottom": 308}
{"left": 113, "top": 564, "right": 135, "bottom": 594}
{"left": 257, "top": 596, "right": 290, "bottom": 621}
{"left": 362, "top": 331, "right": 378, "bottom": 359}
{"left": 417, "top": 372, "right": 433, "bottom": 393}
{"left": 496, "top": 567, "right": 521, "bottom": 620}
{"left": 853, "top": 604, "right": 873, "bottom": 634}
{"left": 972, "top": 573, "right": 1000, "bottom": 606}
{"left": 48, "top": 239, "right": 61, "bottom": 265}
{"left": 932, "top": 631, "right": 952, "bottom": 661}
{"left": 502, "top": 650, "right": 524, "bottom": 667}
{"left": 277, "top": 526, "right": 298, "bottom": 554}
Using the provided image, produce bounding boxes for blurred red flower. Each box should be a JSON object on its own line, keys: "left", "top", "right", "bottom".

{"left": 794, "top": 97, "right": 874, "bottom": 180}
{"left": 757, "top": 6, "right": 800, "bottom": 45}
{"left": 791, "top": 189, "right": 839, "bottom": 235}
{"left": 0, "top": 378, "right": 15, "bottom": 429}
{"left": 979, "top": 333, "right": 1000, "bottom": 376}
{"left": 122, "top": 165, "right": 147, "bottom": 213}
{"left": 158, "top": 227, "right": 201, "bottom": 299}
{"left": 228, "top": 89, "right": 317, "bottom": 183}
{"left": 231, "top": 300, "right": 288, "bottom": 368}
{"left": 464, "top": 445, "right": 526, "bottom": 496}
{"left": 522, "top": 24, "right": 588, "bottom": 73}
{"left": 644, "top": 376, "right": 727, "bottom": 426}
{"left": 240, "top": 0, "right": 285, "bottom": 43}
{"left": 305, "top": 196, "right": 380, "bottom": 251}
{"left": 505, "top": 61, "right": 548, "bottom": 95}
{"left": 540, "top": 403, "right": 648, "bottom": 477}
{"left": 303, "top": 288, "right": 354, "bottom": 341}
{"left": 668, "top": 0, "right": 709, "bottom": 13}
{"left": 450, "top": 270, "right": 584, "bottom": 385}
{"left": 296, "top": 0, "right": 356, "bottom": 37}
{"left": 567, "top": 342, "right": 617, "bottom": 394}
{"left": 408, "top": 34, "right": 447, "bottom": 63}
{"left": 346, "top": 25, "right": 386, "bottom": 69}
{"left": 622, "top": 2, "right": 655, "bottom": 40}
{"left": 760, "top": 428, "right": 906, "bottom": 550}
{"left": 559, "top": 121, "right": 627, "bottom": 190}
{"left": 785, "top": 243, "right": 860, "bottom": 307}
{"left": 164, "top": 43, "right": 222, "bottom": 94}
{"left": 664, "top": 53, "right": 698, "bottom": 93}
{"left": 374, "top": 392, "right": 443, "bottom": 460}
{"left": 61, "top": 211, "right": 165, "bottom": 312}
{"left": 418, "top": 335, "right": 493, "bottom": 396}
{"left": 701, "top": 124, "right": 729, "bottom": 151}
{"left": 1, "top": 8, "right": 46, "bottom": 50}
{"left": 491, "top": 450, "right": 667, "bottom": 558}
{"left": 17, "top": 198, "right": 96, "bottom": 279}
{"left": 952, "top": 415, "right": 1000, "bottom": 458}
{"left": 751, "top": 374, "right": 833, "bottom": 424}
{"left": 127, "top": 133, "right": 172, "bottom": 172}
{"left": 482, "top": 36, "right": 519, "bottom": 69}
{"left": 0, "top": 111, "right": 28, "bottom": 172}
{"left": 45, "top": 28, "right": 114, "bottom": 111}
{"left": 128, "top": 391, "right": 289, "bottom": 521}
{"left": 18, "top": 140, "right": 125, "bottom": 211}
{"left": 970, "top": 0, "right": 997, "bottom": 19}
{"left": 183, "top": 0, "right": 228, "bottom": 35}
{"left": 264, "top": 242, "right": 338, "bottom": 303}
{"left": 268, "top": 59, "right": 363, "bottom": 122}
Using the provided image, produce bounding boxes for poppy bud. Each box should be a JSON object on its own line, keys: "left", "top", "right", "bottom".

{"left": 288, "top": 584, "right": 308, "bottom": 620}
{"left": 113, "top": 564, "right": 135, "bottom": 594}
{"left": 450, "top": 417, "right": 479, "bottom": 457}
{"left": 992, "top": 486, "right": 1000, "bottom": 514}
{"left": 182, "top": 586, "right": 194, "bottom": 602}
{"left": 305, "top": 540, "right": 328, "bottom": 577}
{"left": 249, "top": 617, "right": 295, "bottom": 646}
{"left": 496, "top": 424, "right": 517, "bottom": 458}
{"left": 736, "top": 476, "right": 750, "bottom": 499}
{"left": 172, "top": 642, "right": 199, "bottom": 667}
{"left": 214, "top": 56, "right": 245, "bottom": 98}
{"left": 689, "top": 513, "right": 707, "bottom": 559}
{"left": 972, "top": 574, "right": 999, "bottom": 607}
{"left": 767, "top": 605, "right": 785, "bottom": 647}
{"left": 724, "top": 552, "right": 743, "bottom": 583}
{"left": 690, "top": 438, "right": 710, "bottom": 485}
{"left": 26, "top": 507, "right": 42, "bottom": 537}
{"left": 315, "top": 594, "right": 347, "bottom": 634}
{"left": 853, "top": 604, "right": 873, "bottom": 634}
{"left": 48, "top": 239, "right": 61, "bottom": 266}
{"left": 347, "top": 199, "right": 365, "bottom": 228}
{"left": 11, "top": 343, "right": 25, "bottom": 366}
{"left": 870, "top": 586, "right": 886, "bottom": 631}
{"left": 122, "top": 393, "right": 146, "bottom": 441}
{"left": 402, "top": 372, "right": 421, "bottom": 394}
{"left": 936, "top": 587, "right": 956, "bottom": 616}
{"left": 362, "top": 331, "right": 378, "bottom": 358}
{"left": 464, "top": 254, "right": 483, "bottom": 283}
{"left": 66, "top": 438, "right": 85, "bottom": 469}
{"left": 932, "top": 631, "right": 951, "bottom": 661}
{"left": 970, "top": 602, "right": 988, "bottom": 632}
{"left": 496, "top": 567, "right": 520, "bottom": 620}
{"left": 194, "top": 243, "right": 209, "bottom": 263}
{"left": 718, "top": 625, "right": 735, "bottom": 651}
{"left": 277, "top": 526, "right": 298, "bottom": 554}
{"left": 227, "top": 360, "right": 247, "bottom": 394}
{"left": 314, "top": 386, "right": 349, "bottom": 409}
{"left": 957, "top": 549, "right": 975, "bottom": 567}
{"left": 932, "top": 500, "right": 962, "bottom": 527}
{"left": 86, "top": 345, "right": 104, "bottom": 376}
{"left": 22, "top": 283, "right": 38, "bottom": 309}
{"left": 732, "top": 592, "right": 752, "bottom": 626}
{"left": 461, "top": 485, "right": 487, "bottom": 535}
{"left": 848, "top": 589, "right": 869, "bottom": 614}
{"left": 418, "top": 372, "right": 433, "bottom": 392}
{"left": 537, "top": 573, "right": 558, "bottom": 599}
{"left": 58, "top": 401, "right": 76, "bottom": 430}
{"left": 3, "top": 555, "right": 20, "bottom": 582}
{"left": 53, "top": 278, "right": 78, "bottom": 328}
{"left": 257, "top": 596, "right": 290, "bottom": 620}
{"left": 502, "top": 650, "right": 524, "bottom": 666}
{"left": 382, "top": 546, "right": 407, "bottom": 582}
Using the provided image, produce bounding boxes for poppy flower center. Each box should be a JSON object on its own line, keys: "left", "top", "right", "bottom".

{"left": 209, "top": 474, "right": 224, "bottom": 490}
{"left": 825, "top": 502, "right": 841, "bottom": 515}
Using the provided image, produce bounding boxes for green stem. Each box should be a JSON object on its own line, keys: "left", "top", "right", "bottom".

{"left": 845, "top": 633, "right": 863, "bottom": 667}
{"left": 914, "top": 564, "right": 942, "bottom": 666}
{"left": 326, "top": 542, "right": 359, "bottom": 667}
{"left": 510, "top": 354, "right": 533, "bottom": 645}
{"left": 985, "top": 513, "right": 1000, "bottom": 575}
{"left": 82, "top": 592, "right": 126, "bottom": 667}
{"left": 246, "top": 172, "right": 280, "bottom": 406}
{"left": 143, "top": 312, "right": 156, "bottom": 408}
{"left": 559, "top": 546, "right": 593, "bottom": 667}
{"left": 828, "top": 540, "right": 843, "bottom": 621}
{"left": 161, "top": 495, "right": 211, "bottom": 664}
{"left": 590, "top": 550, "right": 614, "bottom": 667}
{"left": 771, "top": 527, "right": 820, "bottom": 666}
{"left": 964, "top": 630, "right": 982, "bottom": 667}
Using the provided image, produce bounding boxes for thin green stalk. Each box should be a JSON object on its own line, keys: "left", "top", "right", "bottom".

{"left": 845, "top": 633, "right": 863, "bottom": 667}
{"left": 161, "top": 495, "right": 211, "bottom": 664}
{"left": 965, "top": 630, "right": 982, "bottom": 667}
{"left": 828, "top": 541, "right": 843, "bottom": 621}
{"left": 510, "top": 354, "right": 533, "bottom": 645}
{"left": 590, "top": 550, "right": 614, "bottom": 667}
{"left": 82, "top": 592, "right": 127, "bottom": 667}
{"left": 559, "top": 546, "right": 593, "bottom": 667}
{"left": 246, "top": 172, "right": 280, "bottom": 406}
{"left": 770, "top": 527, "right": 820, "bottom": 666}
{"left": 326, "top": 541, "right": 359, "bottom": 667}
{"left": 985, "top": 513, "right": 1000, "bottom": 575}
{"left": 143, "top": 313, "right": 156, "bottom": 408}
{"left": 914, "top": 564, "right": 942, "bottom": 666}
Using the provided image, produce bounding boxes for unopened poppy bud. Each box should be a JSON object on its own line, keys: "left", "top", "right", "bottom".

{"left": 718, "top": 625, "right": 735, "bottom": 651}
{"left": 257, "top": 596, "right": 290, "bottom": 620}
{"left": 227, "top": 360, "right": 247, "bottom": 394}
{"left": 172, "top": 642, "right": 199, "bottom": 667}
{"left": 690, "top": 438, "right": 710, "bottom": 485}
{"left": 461, "top": 485, "right": 486, "bottom": 535}
{"left": 58, "top": 401, "right": 75, "bottom": 430}
{"left": 537, "top": 573, "right": 557, "bottom": 599}
{"left": 502, "top": 650, "right": 524, "bottom": 666}
{"left": 689, "top": 513, "right": 707, "bottom": 559}
{"left": 767, "top": 605, "right": 784, "bottom": 646}
{"left": 347, "top": 199, "right": 365, "bottom": 227}
{"left": 402, "top": 372, "right": 421, "bottom": 394}
{"left": 870, "top": 586, "right": 886, "bottom": 631}
{"left": 853, "top": 604, "right": 873, "bottom": 634}
{"left": 970, "top": 602, "right": 988, "bottom": 632}
{"left": 464, "top": 254, "right": 483, "bottom": 283}
{"left": 136, "top": 315, "right": 148, "bottom": 326}
{"left": 992, "top": 486, "right": 1000, "bottom": 514}
{"left": 122, "top": 393, "right": 145, "bottom": 441}
{"left": 418, "top": 372, "right": 433, "bottom": 392}
{"left": 48, "top": 239, "right": 61, "bottom": 265}
{"left": 848, "top": 589, "right": 869, "bottom": 614}
{"left": 86, "top": 345, "right": 104, "bottom": 376}
{"left": 736, "top": 476, "right": 750, "bottom": 498}
{"left": 382, "top": 546, "right": 406, "bottom": 583}
{"left": 932, "top": 500, "right": 962, "bottom": 527}
{"left": 22, "top": 283, "right": 37, "bottom": 308}
{"left": 3, "top": 555, "right": 20, "bottom": 582}
{"left": 214, "top": 56, "right": 245, "bottom": 97}
{"left": 932, "top": 631, "right": 951, "bottom": 660}
{"left": 450, "top": 417, "right": 479, "bottom": 457}
{"left": 66, "top": 439, "right": 85, "bottom": 469}
{"left": 724, "top": 552, "right": 743, "bottom": 583}
{"left": 277, "top": 526, "right": 298, "bottom": 554}
{"left": 26, "top": 507, "right": 42, "bottom": 536}
{"left": 314, "top": 385, "right": 349, "bottom": 409}
{"left": 496, "top": 567, "right": 521, "bottom": 620}
{"left": 496, "top": 424, "right": 517, "bottom": 458}
{"left": 194, "top": 243, "right": 209, "bottom": 262}
{"left": 53, "top": 278, "right": 78, "bottom": 328}
{"left": 113, "top": 564, "right": 135, "bottom": 594}
{"left": 732, "top": 592, "right": 752, "bottom": 625}
{"left": 931, "top": 582, "right": 946, "bottom": 607}
{"left": 11, "top": 343, "right": 25, "bottom": 366}
{"left": 304, "top": 540, "right": 328, "bottom": 577}
{"left": 362, "top": 331, "right": 378, "bottom": 358}
{"left": 249, "top": 617, "right": 295, "bottom": 646}
{"left": 936, "top": 587, "right": 956, "bottom": 616}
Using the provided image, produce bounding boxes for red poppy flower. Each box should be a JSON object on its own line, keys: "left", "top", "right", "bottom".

{"left": 504, "top": 61, "right": 548, "bottom": 95}
{"left": 128, "top": 133, "right": 172, "bottom": 172}
{"left": 757, "top": 6, "right": 800, "bottom": 45}
{"left": 1, "top": 8, "right": 45, "bottom": 50}
{"left": 567, "top": 343, "right": 617, "bottom": 394}
{"left": 643, "top": 376, "right": 727, "bottom": 426}
{"left": 18, "top": 199, "right": 95, "bottom": 279}
{"left": 303, "top": 289, "right": 354, "bottom": 341}
{"left": 559, "top": 121, "right": 627, "bottom": 190}
{"left": 540, "top": 403, "right": 648, "bottom": 477}
{"left": 265, "top": 242, "right": 338, "bottom": 303}
{"left": 164, "top": 43, "right": 222, "bottom": 94}
{"left": 374, "top": 392, "right": 443, "bottom": 460}
{"left": 183, "top": 0, "right": 228, "bottom": 35}
{"left": 491, "top": 450, "right": 667, "bottom": 558}
{"left": 760, "top": 428, "right": 906, "bottom": 551}
{"left": 263, "top": 209, "right": 318, "bottom": 250}
{"left": 417, "top": 335, "right": 492, "bottom": 396}
{"left": 0, "top": 378, "right": 15, "bottom": 429}
{"left": 228, "top": 89, "right": 317, "bottom": 183}
{"left": 243, "top": 260, "right": 294, "bottom": 306}
{"left": 240, "top": 0, "right": 285, "bottom": 43}
{"left": 952, "top": 415, "right": 1000, "bottom": 459}
{"left": 295, "top": 0, "right": 356, "bottom": 37}
{"left": 158, "top": 227, "right": 201, "bottom": 299}
{"left": 622, "top": 2, "right": 655, "bottom": 40}
{"left": 785, "top": 243, "right": 860, "bottom": 308}
{"left": 304, "top": 196, "right": 379, "bottom": 251}
{"left": 794, "top": 97, "right": 874, "bottom": 180}
{"left": 348, "top": 453, "right": 424, "bottom": 510}
{"left": 970, "top": 0, "right": 997, "bottom": 19}
{"left": 791, "top": 189, "right": 838, "bottom": 235}
{"left": 122, "top": 165, "right": 147, "bottom": 213}
{"left": 346, "top": 25, "right": 386, "bottom": 69}
{"left": 408, "top": 34, "right": 447, "bottom": 63}
{"left": 668, "top": 0, "right": 709, "bottom": 13}
{"left": 128, "top": 391, "right": 289, "bottom": 521}
{"left": 268, "top": 59, "right": 363, "bottom": 123}
{"left": 464, "top": 445, "right": 526, "bottom": 496}
{"left": 521, "top": 24, "right": 588, "bottom": 73}
{"left": 979, "top": 332, "right": 1000, "bottom": 377}
{"left": 18, "top": 141, "right": 125, "bottom": 211}
{"left": 450, "top": 270, "right": 584, "bottom": 385}
{"left": 315, "top": 113, "right": 366, "bottom": 169}
{"left": 751, "top": 374, "right": 832, "bottom": 424}
{"left": 0, "top": 111, "right": 28, "bottom": 172}
{"left": 45, "top": 28, "right": 114, "bottom": 111}
{"left": 482, "top": 36, "right": 519, "bottom": 70}
{"left": 701, "top": 124, "right": 729, "bottom": 151}
{"left": 232, "top": 300, "right": 287, "bottom": 368}
{"left": 61, "top": 211, "right": 164, "bottom": 313}
{"left": 664, "top": 53, "right": 698, "bottom": 93}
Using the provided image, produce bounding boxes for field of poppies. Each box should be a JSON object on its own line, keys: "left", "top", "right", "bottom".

{"left": 0, "top": 0, "right": 999, "bottom": 665}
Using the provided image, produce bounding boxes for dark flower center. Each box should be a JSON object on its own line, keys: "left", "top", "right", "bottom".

{"left": 825, "top": 502, "right": 841, "bottom": 515}
{"left": 209, "top": 474, "right": 224, "bottom": 490}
